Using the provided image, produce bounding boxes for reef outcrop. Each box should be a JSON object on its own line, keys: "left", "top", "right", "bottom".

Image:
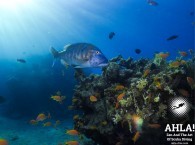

{"left": 72, "top": 54, "right": 195, "bottom": 145}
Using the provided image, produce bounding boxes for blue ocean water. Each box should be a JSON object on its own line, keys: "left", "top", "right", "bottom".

{"left": 0, "top": 0, "right": 194, "bottom": 144}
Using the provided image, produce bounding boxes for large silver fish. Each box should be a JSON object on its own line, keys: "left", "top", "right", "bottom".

{"left": 50, "top": 43, "right": 108, "bottom": 68}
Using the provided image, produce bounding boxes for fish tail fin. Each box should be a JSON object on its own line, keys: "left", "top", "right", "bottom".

{"left": 50, "top": 47, "right": 60, "bottom": 67}
{"left": 52, "top": 59, "right": 56, "bottom": 67}
{"left": 50, "top": 47, "right": 59, "bottom": 58}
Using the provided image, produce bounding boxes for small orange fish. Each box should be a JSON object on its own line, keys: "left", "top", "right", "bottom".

{"left": 158, "top": 52, "right": 170, "bottom": 59}
{"left": 148, "top": 123, "right": 161, "bottom": 129}
{"left": 143, "top": 69, "right": 150, "bottom": 77}
{"left": 51, "top": 95, "right": 66, "bottom": 104}
{"left": 36, "top": 113, "right": 47, "bottom": 122}
{"left": 169, "top": 61, "right": 180, "bottom": 68}
{"left": 43, "top": 122, "right": 52, "bottom": 127}
{"left": 115, "top": 93, "right": 125, "bottom": 109}
{"left": 89, "top": 95, "right": 97, "bottom": 102}
{"left": 178, "top": 89, "right": 189, "bottom": 97}
{"left": 187, "top": 77, "right": 195, "bottom": 89}
{"left": 66, "top": 130, "right": 79, "bottom": 135}
{"left": 0, "top": 139, "right": 8, "bottom": 145}
{"left": 117, "top": 93, "right": 125, "bottom": 101}
{"left": 178, "top": 51, "right": 188, "bottom": 57}
{"left": 29, "top": 119, "right": 38, "bottom": 125}
{"left": 115, "top": 102, "right": 119, "bottom": 109}
{"left": 65, "top": 140, "right": 79, "bottom": 145}
{"left": 115, "top": 85, "right": 125, "bottom": 91}
{"left": 132, "top": 131, "right": 140, "bottom": 143}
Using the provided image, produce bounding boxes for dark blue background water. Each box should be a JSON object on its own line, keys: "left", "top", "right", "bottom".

{"left": 0, "top": 0, "right": 194, "bottom": 120}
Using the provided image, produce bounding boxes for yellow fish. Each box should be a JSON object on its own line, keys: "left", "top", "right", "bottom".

{"left": 169, "top": 61, "right": 180, "bottom": 68}
{"left": 65, "top": 141, "right": 79, "bottom": 145}
{"left": 115, "top": 93, "right": 125, "bottom": 109}
{"left": 66, "top": 130, "right": 79, "bottom": 135}
{"left": 148, "top": 123, "right": 161, "bottom": 129}
{"left": 29, "top": 119, "right": 38, "bottom": 125}
{"left": 36, "top": 113, "right": 47, "bottom": 122}
{"left": 117, "top": 93, "right": 125, "bottom": 101}
{"left": 89, "top": 95, "right": 97, "bottom": 102}
{"left": 132, "top": 131, "right": 140, "bottom": 143}
{"left": 115, "top": 85, "right": 125, "bottom": 91}
{"left": 51, "top": 95, "right": 66, "bottom": 104}
{"left": 43, "top": 122, "right": 52, "bottom": 127}
{"left": 143, "top": 69, "right": 150, "bottom": 77}
{"left": 178, "top": 51, "right": 188, "bottom": 57}
{"left": 0, "top": 139, "right": 8, "bottom": 145}
{"left": 158, "top": 52, "right": 170, "bottom": 59}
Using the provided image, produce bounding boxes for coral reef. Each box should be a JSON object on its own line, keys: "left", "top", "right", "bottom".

{"left": 71, "top": 54, "right": 195, "bottom": 145}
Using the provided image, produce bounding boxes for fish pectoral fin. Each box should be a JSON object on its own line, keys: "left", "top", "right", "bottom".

{"left": 61, "top": 60, "right": 69, "bottom": 68}
{"left": 52, "top": 59, "right": 57, "bottom": 67}
{"left": 72, "top": 65, "right": 82, "bottom": 68}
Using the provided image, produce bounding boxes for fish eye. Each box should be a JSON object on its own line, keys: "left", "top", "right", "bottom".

{"left": 96, "top": 51, "right": 100, "bottom": 54}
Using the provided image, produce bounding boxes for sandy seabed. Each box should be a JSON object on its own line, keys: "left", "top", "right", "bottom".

{"left": 0, "top": 116, "right": 76, "bottom": 145}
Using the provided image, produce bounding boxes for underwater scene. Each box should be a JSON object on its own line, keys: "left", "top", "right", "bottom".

{"left": 0, "top": 0, "right": 194, "bottom": 145}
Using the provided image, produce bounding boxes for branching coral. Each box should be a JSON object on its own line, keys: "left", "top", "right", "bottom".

{"left": 164, "top": 86, "right": 176, "bottom": 95}
{"left": 136, "top": 79, "right": 148, "bottom": 90}
{"left": 112, "top": 111, "right": 122, "bottom": 124}
{"left": 119, "top": 96, "right": 133, "bottom": 107}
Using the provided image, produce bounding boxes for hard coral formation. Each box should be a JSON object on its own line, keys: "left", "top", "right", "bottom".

{"left": 136, "top": 78, "right": 148, "bottom": 90}
{"left": 72, "top": 55, "right": 195, "bottom": 145}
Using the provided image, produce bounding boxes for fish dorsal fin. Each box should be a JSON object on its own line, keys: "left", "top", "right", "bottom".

{"left": 64, "top": 44, "right": 71, "bottom": 51}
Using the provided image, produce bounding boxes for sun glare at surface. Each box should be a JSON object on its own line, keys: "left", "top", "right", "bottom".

{"left": 0, "top": 0, "right": 115, "bottom": 59}
{"left": 0, "top": 0, "right": 31, "bottom": 11}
